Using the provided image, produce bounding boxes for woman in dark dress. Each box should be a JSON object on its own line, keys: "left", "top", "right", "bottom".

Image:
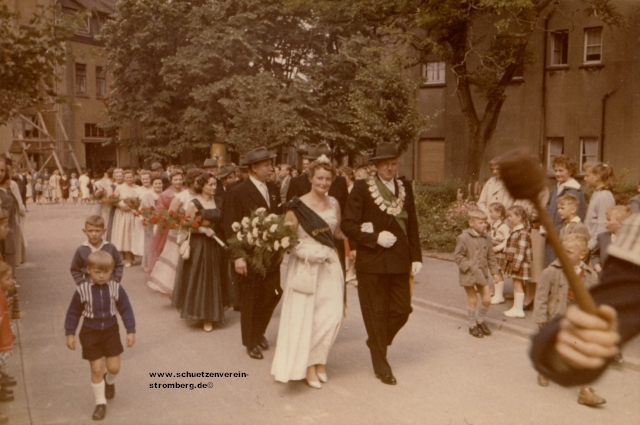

{"left": 172, "top": 173, "right": 229, "bottom": 332}
{"left": 60, "top": 173, "right": 70, "bottom": 204}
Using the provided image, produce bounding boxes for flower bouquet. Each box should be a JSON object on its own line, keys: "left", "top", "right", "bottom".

{"left": 157, "top": 209, "right": 181, "bottom": 231}
{"left": 124, "top": 197, "right": 141, "bottom": 211}
{"left": 227, "top": 207, "right": 298, "bottom": 277}
{"left": 90, "top": 189, "right": 106, "bottom": 204}
{"left": 101, "top": 194, "right": 122, "bottom": 208}
{"left": 136, "top": 206, "right": 156, "bottom": 226}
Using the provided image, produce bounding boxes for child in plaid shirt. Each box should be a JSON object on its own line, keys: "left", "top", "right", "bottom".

{"left": 503, "top": 205, "right": 532, "bottom": 318}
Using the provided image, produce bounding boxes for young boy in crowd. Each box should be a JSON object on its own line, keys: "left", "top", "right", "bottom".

{"left": 454, "top": 209, "right": 502, "bottom": 338}
{"left": 557, "top": 194, "right": 590, "bottom": 241}
{"left": 591, "top": 205, "right": 632, "bottom": 277}
{"left": 65, "top": 250, "right": 136, "bottom": 421}
{"left": 70, "top": 215, "right": 123, "bottom": 285}
{"left": 533, "top": 234, "right": 605, "bottom": 406}
{"left": 34, "top": 178, "right": 43, "bottom": 205}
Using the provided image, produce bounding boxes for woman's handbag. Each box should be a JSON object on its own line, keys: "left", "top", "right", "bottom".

{"left": 179, "top": 230, "right": 191, "bottom": 260}
{"left": 288, "top": 258, "right": 315, "bottom": 295}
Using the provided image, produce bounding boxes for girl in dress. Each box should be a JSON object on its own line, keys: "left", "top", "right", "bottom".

{"left": 50, "top": 170, "right": 61, "bottom": 203}
{"left": 69, "top": 173, "right": 79, "bottom": 204}
{"left": 171, "top": 173, "right": 229, "bottom": 331}
{"left": 489, "top": 202, "right": 509, "bottom": 304}
{"left": 106, "top": 169, "right": 124, "bottom": 242}
{"left": 79, "top": 170, "right": 91, "bottom": 204}
{"left": 141, "top": 177, "right": 163, "bottom": 272}
{"left": 582, "top": 162, "right": 616, "bottom": 251}
{"left": 271, "top": 156, "right": 345, "bottom": 389}
{"left": 132, "top": 171, "right": 152, "bottom": 262}
{"left": 111, "top": 170, "right": 139, "bottom": 267}
{"left": 502, "top": 205, "right": 532, "bottom": 318}
{"left": 60, "top": 173, "right": 70, "bottom": 204}
{"left": 42, "top": 179, "right": 51, "bottom": 204}
{"left": 34, "top": 179, "right": 43, "bottom": 205}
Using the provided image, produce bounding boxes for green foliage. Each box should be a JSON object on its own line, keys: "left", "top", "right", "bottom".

{"left": 0, "top": 4, "right": 79, "bottom": 124}
{"left": 101, "top": 0, "right": 429, "bottom": 161}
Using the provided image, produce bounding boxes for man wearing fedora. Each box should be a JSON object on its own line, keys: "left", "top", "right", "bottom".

{"left": 216, "top": 164, "right": 236, "bottom": 199}
{"left": 341, "top": 142, "right": 422, "bottom": 385}
{"left": 224, "top": 147, "right": 283, "bottom": 360}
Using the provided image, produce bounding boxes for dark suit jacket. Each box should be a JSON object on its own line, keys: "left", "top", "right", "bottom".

{"left": 286, "top": 173, "right": 349, "bottom": 212}
{"left": 341, "top": 177, "right": 421, "bottom": 274}
{"left": 224, "top": 178, "right": 283, "bottom": 271}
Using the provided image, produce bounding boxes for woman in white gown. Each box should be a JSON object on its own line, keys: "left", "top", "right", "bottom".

{"left": 271, "top": 156, "right": 344, "bottom": 389}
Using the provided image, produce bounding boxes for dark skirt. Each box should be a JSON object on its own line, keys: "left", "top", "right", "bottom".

{"left": 171, "top": 233, "right": 230, "bottom": 322}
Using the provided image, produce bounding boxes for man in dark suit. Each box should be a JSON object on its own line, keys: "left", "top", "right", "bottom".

{"left": 224, "top": 147, "right": 283, "bottom": 360}
{"left": 341, "top": 142, "right": 423, "bottom": 385}
{"left": 215, "top": 164, "right": 236, "bottom": 200}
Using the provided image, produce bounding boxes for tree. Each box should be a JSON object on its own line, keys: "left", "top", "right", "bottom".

{"left": 334, "top": 0, "right": 621, "bottom": 180}
{"left": 0, "top": 4, "right": 78, "bottom": 124}
{"left": 101, "top": 0, "right": 429, "bottom": 160}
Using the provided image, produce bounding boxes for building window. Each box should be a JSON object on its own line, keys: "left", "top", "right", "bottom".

{"left": 75, "top": 64, "right": 87, "bottom": 94}
{"left": 96, "top": 67, "right": 106, "bottom": 97}
{"left": 547, "top": 137, "right": 564, "bottom": 171}
{"left": 551, "top": 31, "right": 569, "bottom": 65}
{"left": 422, "top": 61, "right": 446, "bottom": 85}
{"left": 584, "top": 27, "right": 603, "bottom": 64}
{"left": 580, "top": 137, "right": 599, "bottom": 171}
{"left": 85, "top": 123, "right": 107, "bottom": 138}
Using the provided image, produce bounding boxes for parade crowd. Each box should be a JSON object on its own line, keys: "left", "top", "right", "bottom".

{"left": 0, "top": 145, "right": 638, "bottom": 422}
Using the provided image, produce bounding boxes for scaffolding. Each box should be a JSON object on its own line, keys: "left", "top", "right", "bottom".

{"left": 9, "top": 108, "right": 82, "bottom": 175}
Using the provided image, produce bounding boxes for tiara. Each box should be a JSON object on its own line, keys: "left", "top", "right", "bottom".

{"left": 316, "top": 154, "right": 331, "bottom": 164}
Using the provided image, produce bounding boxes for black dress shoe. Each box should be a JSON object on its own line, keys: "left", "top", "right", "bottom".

{"left": 375, "top": 373, "right": 397, "bottom": 385}
{"left": 469, "top": 326, "right": 484, "bottom": 338}
{"left": 523, "top": 301, "right": 534, "bottom": 311}
{"left": 247, "top": 346, "right": 263, "bottom": 360}
{"left": 0, "top": 373, "right": 16, "bottom": 387}
{"left": 103, "top": 373, "right": 115, "bottom": 399}
{"left": 476, "top": 322, "right": 492, "bottom": 336}
{"left": 92, "top": 404, "right": 106, "bottom": 421}
{"left": 258, "top": 336, "right": 269, "bottom": 350}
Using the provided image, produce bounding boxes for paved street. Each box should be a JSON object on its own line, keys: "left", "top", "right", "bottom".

{"left": 3, "top": 204, "right": 640, "bottom": 424}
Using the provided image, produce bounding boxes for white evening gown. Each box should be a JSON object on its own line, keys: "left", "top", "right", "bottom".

{"left": 271, "top": 199, "right": 344, "bottom": 383}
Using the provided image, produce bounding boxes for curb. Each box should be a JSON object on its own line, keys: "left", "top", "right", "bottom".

{"left": 411, "top": 296, "right": 640, "bottom": 374}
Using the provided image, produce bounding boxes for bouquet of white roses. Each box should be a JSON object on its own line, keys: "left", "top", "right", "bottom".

{"left": 227, "top": 207, "right": 298, "bottom": 277}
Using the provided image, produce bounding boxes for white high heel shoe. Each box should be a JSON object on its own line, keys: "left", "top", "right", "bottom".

{"left": 317, "top": 372, "right": 327, "bottom": 383}
{"left": 306, "top": 379, "right": 322, "bottom": 389}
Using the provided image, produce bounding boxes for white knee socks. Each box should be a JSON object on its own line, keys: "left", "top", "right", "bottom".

{"left": 92, "top": 380, "right": 106, "bottom": 405}
{"left": 491, "top": 281, "right": 505, "bottom": 304}
{"left": 504, "top": 292, "right": 525, "bottom": 318}
{"left": 105, "top": 372, "right": 117, "bottom": 385}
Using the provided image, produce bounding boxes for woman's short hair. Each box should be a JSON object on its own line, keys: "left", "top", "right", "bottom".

{"left": 185, "top": 168, "right": 206, "bottom": 188}
{"left": 87, "top": 250, "right": 115, "bottom": 271}
{"left": 194, "top": 172, "right": 214, "bottom": 194}
{"left": 308, "top": 158, "right": 335, "bottom": 179}
{"left": 551, "top": 155, "right": 578, "bottom": 177}
{"left": 169, "top": 168, "right": 184, "bottom": 181}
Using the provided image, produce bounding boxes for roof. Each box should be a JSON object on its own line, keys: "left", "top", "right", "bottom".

{"left": 59, "top": 0, "right": 116, "bottom": 15}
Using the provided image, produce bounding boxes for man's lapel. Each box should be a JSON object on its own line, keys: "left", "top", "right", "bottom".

{"left": 246, "top": 180, "right": 268, "bottom": 209}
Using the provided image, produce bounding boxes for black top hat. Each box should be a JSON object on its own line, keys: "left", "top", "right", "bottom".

{"left": 303, "top": 144, "right": 319, "bottom": 160}
{"left": 203, "top": 158, "right": 219, "bottom": 168}
{"left": 244, "top": 147, "right": 277, "bottom": 165}
{"left": 371, "top": 142, "right": 401, "bottom": 160}
{"left": 151, "top": 162, "right": 163, "bottom": 170}
{"left": 218, "top": 164, "right": 235, "bottom": 179}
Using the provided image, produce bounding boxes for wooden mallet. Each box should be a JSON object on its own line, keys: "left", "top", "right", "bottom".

{"left": 497, "top": 148, "right": 598, "bottom": 315}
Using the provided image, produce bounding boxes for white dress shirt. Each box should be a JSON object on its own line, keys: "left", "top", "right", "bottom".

{"left": 249, "top": 175, "right": 270, "bottom": 207}
{"left": 378, "top": 175, "right": 396, "bottom": 196}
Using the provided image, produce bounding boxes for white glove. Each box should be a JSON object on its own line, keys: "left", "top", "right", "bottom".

{"left": 360, "top": 222, "right": 374, "bottom": 233}
{"left": 411, "top": 262, "right": 422, "bottom": 276}
{"left": 377, "top": 231, "right": 397, "bottom": 248}
{"left": 201, "top": 227, "right": 215, "bottom": 238}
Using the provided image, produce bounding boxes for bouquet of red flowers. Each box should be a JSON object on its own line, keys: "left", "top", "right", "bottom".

{"left": 136, "top": 206, "right": 156, "bottom": 226}
{"left": 101, "top": 194, "right": 121, "bottom": 207}
{"left": 157, "top": 209, "right": 181, "bottom": 231}
{"left": 179, "top": 214, "right": 215, "bottom": 231}
{"left": 90, "top": 189, "right": 106, "bottom": 203}
{"left": 124, "top": 197, "right": 141, "bottom": 211}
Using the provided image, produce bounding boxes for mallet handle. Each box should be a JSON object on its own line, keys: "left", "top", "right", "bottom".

{"left": 535, "top": 201, "right": 598, "bottom": 315}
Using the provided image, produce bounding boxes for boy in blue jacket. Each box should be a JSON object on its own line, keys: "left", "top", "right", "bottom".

{"left": 65, "top": 250, "right": 136, "bottom": 421}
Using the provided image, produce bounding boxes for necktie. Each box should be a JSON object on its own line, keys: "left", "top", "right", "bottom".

{"left": 261, "top": 183, "right": 270, "bottom": 207}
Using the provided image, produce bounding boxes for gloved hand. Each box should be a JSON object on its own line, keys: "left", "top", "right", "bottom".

{"left": 411, "top": 262, "right": 422, "bottom": 276}
{"left": 377, "top": 231, "right": 397, "bottom": 248}
{"left": 200, "top": 227, "right": 215, "bottom": 238}
{"left": 360, "top": 222, "right": 374, "bottom": 233}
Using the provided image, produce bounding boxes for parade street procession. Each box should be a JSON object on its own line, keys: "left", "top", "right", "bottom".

{"left": 1, "top": 0, "right": 639, "bottom": 424}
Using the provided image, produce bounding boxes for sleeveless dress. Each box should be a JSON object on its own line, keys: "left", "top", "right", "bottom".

{"left": 271, "top": 198, "right": 344, "bottom": 383}
{"left": 171, "top": 198, "right": 229, "bottom": 322}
